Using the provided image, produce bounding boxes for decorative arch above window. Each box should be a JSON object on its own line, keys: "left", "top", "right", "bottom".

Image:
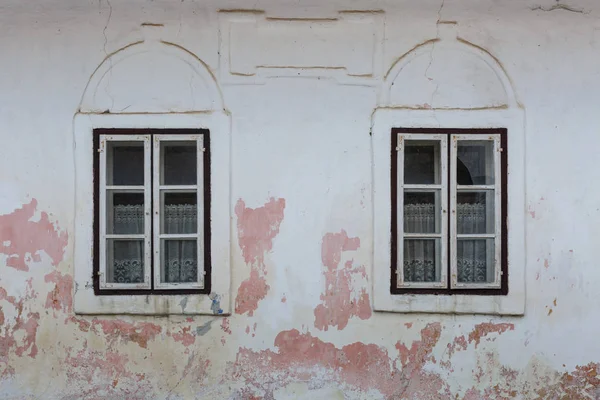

{"left": 73, "top": 37, "right": 231, "bottom": 315}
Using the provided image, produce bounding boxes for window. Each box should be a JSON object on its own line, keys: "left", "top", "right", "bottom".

{"left": 391, "top": 128, "right": 507, "bottom": 295}
{"left": 94, "top": 129, "right": 210, "bottom": 295}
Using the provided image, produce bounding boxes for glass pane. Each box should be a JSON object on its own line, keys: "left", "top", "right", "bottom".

{"left": 457, "top": 191, "right": 495, "bottom": 234}
{"left": 107, "top": 191, "right": 144, "bottom": 234}
{"left": 161, "top": 141, "right": 197, "bottom": 185}
{"left": 162, "top": 239, "right": 198, "bottom": 283}
{"left": 403, "top": 191, "right": 440, "bottom": 234}
{"left": 403, "top": 239, "right": 441, "bottom": 283}
{"left": 457, "top": 239, "right": 495, "bottom": 283}
{"left": 457, "top": 140, "right": 495, "bottom": 185}
{"left": 107, "top": 141, "right": 144, "bottom": 186}
{"left": 106, "top": 239, "right": 144, "bottom": 284}
{"left": 161, "top": 192, "right": 198, "bottom": 234}
{"left": 404, "top": 140, "right": 440, "bottom": 185}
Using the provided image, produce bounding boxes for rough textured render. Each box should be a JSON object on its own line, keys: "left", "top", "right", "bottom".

{"left": 1, "top": 0, "right": 600, "bottom": 398}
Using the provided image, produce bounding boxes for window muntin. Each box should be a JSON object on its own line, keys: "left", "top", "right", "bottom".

{"left": 96, "top": 130, "right": 208, "bottom": 294}
{"left": 393, "top": 130, "right": 505, "bottom": 293}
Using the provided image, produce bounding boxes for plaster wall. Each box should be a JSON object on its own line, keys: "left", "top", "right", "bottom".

{"left": 1, "top": 0, "right": 600, "bottom": 398}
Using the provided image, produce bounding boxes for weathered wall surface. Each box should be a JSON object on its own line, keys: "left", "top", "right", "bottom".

{"left": 1, "top": 0, "right": 600, "bottom": 398}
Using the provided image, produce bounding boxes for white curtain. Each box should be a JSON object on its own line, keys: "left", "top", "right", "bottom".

{"left": 163, "top": 204, "right": 198, "bottom": 283}
{"left": 403, "top": 202, "right": 487, "bottom": 283}
{"left": 110, "top": 204, "right": 145, "bottom": 283}
{"left": 109, "top": 203, "right": 198, "bottom": 284}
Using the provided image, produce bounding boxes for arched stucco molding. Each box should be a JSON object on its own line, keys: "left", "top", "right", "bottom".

{"left": 79, "top": 39, "right": 225, "bottom": 113}
{"left": 381, "top": 24, "right": 519, "bottom": 110}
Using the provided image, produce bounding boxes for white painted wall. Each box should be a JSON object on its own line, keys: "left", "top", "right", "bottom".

{"left": 1, "top": 0, "right": 600, "bottom": 398}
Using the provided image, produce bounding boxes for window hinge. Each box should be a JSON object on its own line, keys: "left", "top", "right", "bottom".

{"left": 97, "top": 140, "right": 105, "bottom": 153}
{"left": 201, "top": 147, "right": 206, "bottom": 152}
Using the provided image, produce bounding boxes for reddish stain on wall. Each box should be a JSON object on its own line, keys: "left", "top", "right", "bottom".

{"left": 63, "top": 347, "right": 152, "bottom": 400}
{"left": 0, "top": 280, "right": 39, "bottom": 377}
{"left": 234, "top": 198, "right": 285, "bottom": 316}
{"left": 44, "top": 270, "right": 73, "bottom": 314}
{"left": 235, "top": 269, "right": 269, "bottom": 317}
{"left": 0, "top": 199, "right": 68, "bottom": 271}
{"left": 314, "top": 230, "right": 371, "bottom": 331}
{"left": 90, "top": 319, "right": 162, "bottom": 349}
{"left": 231, "top": 323, "right": 449, "bottom": 399}
{"left": 171, "top": 325, "right": 195, "bottom": 347}
{"left": 537, "top": 362, "right": 600, "bottom": 399}
{"left": 221, "top": 318, "right": 232, "bottom": 335}
{"left": 468, "top": 322, "right": 514, "bottom": 348}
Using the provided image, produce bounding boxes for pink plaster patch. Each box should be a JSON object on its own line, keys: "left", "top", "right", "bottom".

{"left": 0, "top": 199, "right": 68, "bottom": 271}
{"left": 231, "top": 323, "right": 449, "bottom": 399}
{"left": 91, "top": 319, "right": 162, "bottom": 349}
{"left": 171, "top": 326, "right": 195, "bottom": 347}
{"left": 314, "top": 230, "right": 371, "bottom": 331}
{"left": 236, "top": 269, "right": 270, "bottom": 317}
{"left": 44, "top": 270, "right": 73, "bottom": 313}
{"left": 234, "top": 198, "right": 285, "bottom": 316}
{"left": 220, "top": 318, "right": 232, "bottom": 335}
{"left": 468, "top": 322, "right": 515, "bottom": 348}
{"left": 445, "top": 322, "right": 515, "bottom": 363}
{"left": 0, "top": 281, "right": 39, "bottom": 377}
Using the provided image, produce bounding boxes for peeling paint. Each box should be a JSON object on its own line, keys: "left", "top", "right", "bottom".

{"left": 90, "top": 319, "right": 162, "bottom": 349}
{"left": 0, "top": 199, "right": 68, "bottom": 271}
{"left": 44, "top": 270, "right": 73, "bottom": 314}
{"left": 231, "top": 323, "right": 449, "bottom": 399}
{"left": 314, "top": 230, "right": 371, "bottom": 331}
{"left": 234, "top": 198, "right": 285, "bottom": 316}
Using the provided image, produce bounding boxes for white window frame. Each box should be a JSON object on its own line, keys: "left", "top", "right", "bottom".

{"left": 153, "top": 134, "right": 205, "bottom": 290}
{"left": 73, "top": 113, "right": 232, "bottom": 315}
{"left": 372, "top": 108, "right": 525, "bottom": 315}
{"left": 99, "top": 134, "right": 152, "bottom": 290}
{"left": 450, "top": 134, "right": 502, "bottom": 289}
{"left": 396, "top": 133, "right": 448, "bottom": 289}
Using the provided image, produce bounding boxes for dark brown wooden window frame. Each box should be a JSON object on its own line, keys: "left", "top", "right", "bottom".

{"left": 93, "top": 128, "right": 211, "bottom": 296}
{"left": 391, "top": 128, "right": 508, "bottom": 296}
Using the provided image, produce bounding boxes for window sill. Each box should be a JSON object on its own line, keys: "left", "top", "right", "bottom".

{"left": 373, "top": 291, "right": 524, "bottom": 315}
{"left": 73, "top": 290, "right": 228, "bottom": 315}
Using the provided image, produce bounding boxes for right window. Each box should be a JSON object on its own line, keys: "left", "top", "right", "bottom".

{"left": 392, "top": 128, "right": 507, "bottom": 295}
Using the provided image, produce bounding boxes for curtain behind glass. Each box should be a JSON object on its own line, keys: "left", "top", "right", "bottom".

{"left": 164, "top": 204, "right": 197, "bottom": 283}
{"left": 403, "top": 200, "right": 487, "bottom": 283}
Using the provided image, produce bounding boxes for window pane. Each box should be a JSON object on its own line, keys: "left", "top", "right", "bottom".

{"left": 106, "top": 239, "right": 145, "bottom": 283}
{"left": 457, "top": 191, "right": 494, "bottom": 234}
{"left": 404, "top": 191, "right": 440, "bottom": 234}
{"left": 161, "top": 239, "right": 198, "bottom": 283}
{"left": 456, "top": 141, "right": 495, "bottom": 185}
{"left": 161, "top": 192, "right": 198, "bottom": 234}
{"left": 161, "top": 141, "right": 197, "bottom": 185}
{"left": 457, "top": 239, "right": 495, "bottom": 283}
{"left": 403, "top": 239, "right": 441, "bottom": 283}
{"left": 107, "top": 142, "right": 144, "bottom": 186}
{"left": 107, "top": 191, "right": 144, "bottom": 234}
{"left": 404, "top": 140, "right": 440, "bottom": 184}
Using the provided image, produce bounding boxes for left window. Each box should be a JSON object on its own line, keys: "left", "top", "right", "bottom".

{"left": 94, "top": 129, "right": 210, "bottom": 295}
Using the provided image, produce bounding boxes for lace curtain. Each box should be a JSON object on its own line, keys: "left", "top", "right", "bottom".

{"left": 163, "top": 204, "right": 198, "bottom": 283}
{"left": 403, "top": 202, "right": 488, "bottom": 283}
{"left": 110, "top": 204, "right": 198, "bottom": 283}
